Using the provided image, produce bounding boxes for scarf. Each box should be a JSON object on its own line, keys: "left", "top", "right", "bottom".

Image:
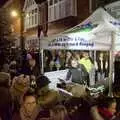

{"left": 98, "top": 107, "right": 114, "bottom": 120}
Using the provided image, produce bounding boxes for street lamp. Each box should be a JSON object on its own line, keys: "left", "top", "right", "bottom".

{"left": 11, "top": 10, "right": 18, "bottom": 17}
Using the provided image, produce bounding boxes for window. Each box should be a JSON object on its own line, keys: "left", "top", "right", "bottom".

{"left": 24, "top": 8, "right": 38, "bottom": 30}
{"left": 32, "top": 10, "right": 34, "bottom": 25}
{"left": 24, "top": 0, "right": 39, "bottom": 30}
{"left": 48, "top": 0, "right": 77, "bottom": 22}
{"left": 35, "top": 8, "right": 38, "bottom": 25}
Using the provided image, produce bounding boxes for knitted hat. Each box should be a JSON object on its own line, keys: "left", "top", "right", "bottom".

{"left": 12, "top": 75, "right": 30, "bottom": 93}
{"left": 36, "top": 75, "right": 51, "bottom": 89}
{"left": 0, "top": 72, "right": 10, "bottom": 84}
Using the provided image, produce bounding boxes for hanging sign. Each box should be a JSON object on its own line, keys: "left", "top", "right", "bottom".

{"left": 47, "top": 32, "right": 95, "bottom": 50}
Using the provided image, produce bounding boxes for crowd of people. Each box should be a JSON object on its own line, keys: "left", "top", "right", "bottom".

{"left": 44, "top": 50, "right": 94, "bottom": 72}
{"left": 0, "top": 71, "right": 120, "bottom": 120}
{"left": 44, "top": 50, "right": 109, "bottom": 86}
{"left": 0, "top": 71, "right": 119, "bottom": 120}
{"left": 0, "top": 50, "right": 120, "bottom": 120}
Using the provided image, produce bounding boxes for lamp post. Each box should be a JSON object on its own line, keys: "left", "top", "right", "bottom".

{"left": 20, "top": 11, "right": 24, "bottom": 52}
{"left": 11, "top": 9, "right": 24, "bottom": 66}
{"left": 10, "top": 9, "right": 24, "bottom": 50}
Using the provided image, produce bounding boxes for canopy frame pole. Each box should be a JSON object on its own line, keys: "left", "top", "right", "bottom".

{"left": 41, "top": 49, "right": 44, "bottom": 74}
{"left": 108, "top": 31, "right": 115, "bottom": 97}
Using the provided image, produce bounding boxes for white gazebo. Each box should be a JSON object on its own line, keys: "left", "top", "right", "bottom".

{"left": 40, "top": 8, "right": 120, "bottom": 96}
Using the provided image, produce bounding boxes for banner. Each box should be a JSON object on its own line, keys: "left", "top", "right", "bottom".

{"left": 41, "top": 31, "right": 111, "bottom": 50}
{"left": 48, "top": 34, "right": 94, "bottom": 48}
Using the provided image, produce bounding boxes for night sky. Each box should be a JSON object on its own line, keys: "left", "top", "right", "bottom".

{"left": 0, "top": 0, "right": 8, "bottom": 7}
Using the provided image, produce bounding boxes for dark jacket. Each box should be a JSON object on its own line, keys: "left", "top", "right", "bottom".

{"left": 21, "top": 65, "right": 40, "bottom": 77}
{"left": 0, "top": 87, "right": 12, "bottom": 120}
{"left": 66, "top": 64, "right": 89, "bottom": 85}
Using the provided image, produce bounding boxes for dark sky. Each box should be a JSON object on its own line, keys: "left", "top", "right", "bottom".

{"left": 0, "top": 0, "right": 8, "bottom": 7}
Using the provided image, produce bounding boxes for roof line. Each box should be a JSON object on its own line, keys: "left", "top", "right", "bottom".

{"left": 2, "top": 0, "right": 13, "bottom": 8}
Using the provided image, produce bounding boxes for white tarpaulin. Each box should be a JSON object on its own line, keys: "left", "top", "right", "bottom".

{"left": 44, "top": 69, "right": 68, "bottom": 90}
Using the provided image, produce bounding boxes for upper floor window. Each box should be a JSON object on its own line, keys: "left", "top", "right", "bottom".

{"left": 48, "top": 0, "right": 77, "bottom": 22}
{"left": 23, "top": 0, "right": 38, "bottom": 31}
{"left": 24, "top": 8, "right": 38, "bottom": 31}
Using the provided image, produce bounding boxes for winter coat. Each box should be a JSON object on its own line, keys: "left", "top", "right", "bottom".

{"left": 66, "top": 64, "right": 89, "bottom": 85}
{"left": 0, "top": 87, "right": 12, "bottom": 120}
{"left": 21, "top": 65, "right": 40, "bottom": 77}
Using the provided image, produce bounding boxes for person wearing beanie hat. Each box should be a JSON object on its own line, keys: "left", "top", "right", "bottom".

{"left": 0, "top": 72, "right": 10, "bottom": 87}
{"left": 36, "top": 75, "right": 51, "bottom": 89}
{"left": 36, "top": 75, "right": 60, "bottom": 109}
